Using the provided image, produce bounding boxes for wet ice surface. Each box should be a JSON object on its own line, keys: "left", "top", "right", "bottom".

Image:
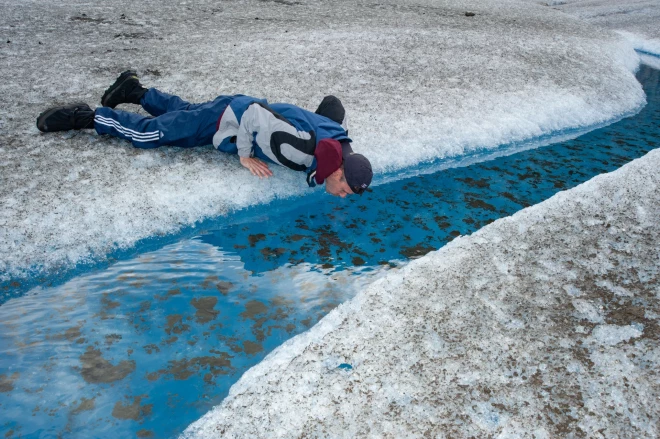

{"left": 1, "top": 65, "right": 659, "bottom": 439}
{"left": 182, "top": 119, "right": 660, "bottom": 438}
{"left": 0, "top": 0, "right": 647, "bottom": 281}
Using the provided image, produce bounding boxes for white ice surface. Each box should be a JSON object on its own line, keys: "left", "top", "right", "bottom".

{"left": 0, "top": 0, "right": 649, "bottom": 280}
{"left": 182, "top": 146, "right": 660, "bottom": 438}
{"left": 640, "top": 53, "right": 660, "bottom": 70}
{"left": 530, "top": 0, "right": 660, "bottom": 56}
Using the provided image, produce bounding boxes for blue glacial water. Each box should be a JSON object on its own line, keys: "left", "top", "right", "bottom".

{"left": 1, "top": 64, "right": 659, "bottom": 439}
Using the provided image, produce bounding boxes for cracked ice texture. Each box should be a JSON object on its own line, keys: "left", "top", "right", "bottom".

{"left": 0, "top": 0, "right": 647, "bottom": 279}
{"left": 182, "top": 148, "right": 660, "bottom": 438}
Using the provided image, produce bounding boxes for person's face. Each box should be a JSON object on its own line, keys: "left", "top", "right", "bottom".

{"left": 325, "top": 168, "right": 355, "bottom": 198}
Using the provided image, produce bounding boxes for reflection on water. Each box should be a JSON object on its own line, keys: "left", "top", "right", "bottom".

{"left": 0, "top": 65, "right": 658, "bottom": 438}
{"left": 0, "top": 240, "right": 391, "bottom": 438}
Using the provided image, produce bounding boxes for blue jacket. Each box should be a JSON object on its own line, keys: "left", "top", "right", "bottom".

{"left": 212, "top": 95, "right": 350, "bottom": 172}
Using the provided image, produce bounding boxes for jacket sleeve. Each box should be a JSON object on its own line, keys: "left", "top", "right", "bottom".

{"left": 235, "top": 103, "right": 263, "bottom": 158}
{"left": 236, "top": 103, "right": 316, "bottom": 167}
{"left": 236, "top": 102, "right": 316, "bottom": 160}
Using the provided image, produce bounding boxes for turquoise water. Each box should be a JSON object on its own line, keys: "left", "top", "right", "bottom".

{"left": 1, "top": 64, "right": 659, "bottom": 438}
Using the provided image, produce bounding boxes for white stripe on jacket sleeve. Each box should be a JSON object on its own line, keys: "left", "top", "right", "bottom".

{"left": 236, "top": 103, "right": 314, "bottom": 168}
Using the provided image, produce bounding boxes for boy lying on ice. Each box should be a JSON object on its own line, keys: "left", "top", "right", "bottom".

{"left": 37, "top": 71, "right": 373, "bottom": 198}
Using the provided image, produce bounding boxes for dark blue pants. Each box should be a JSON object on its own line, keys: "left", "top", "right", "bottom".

{"left": 94, "top": 89, "right": 233, "bottom": 148}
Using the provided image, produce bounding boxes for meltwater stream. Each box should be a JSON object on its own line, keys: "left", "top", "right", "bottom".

{"left": 1, "top": 65, "right": 659, "bottom": 438}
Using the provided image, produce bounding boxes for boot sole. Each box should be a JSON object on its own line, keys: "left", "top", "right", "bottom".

{"left": 101, "top": 73, "right": 138, "bottom": 108}
{"left": 36, "top": 102, "right": 89, "bottom": 132}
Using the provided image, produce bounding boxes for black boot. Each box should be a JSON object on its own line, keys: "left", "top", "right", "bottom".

{"left": 36, "top": 103, "right": 95, "bottom": 132}
{"left": 101, "top": 70, "right": 147, "bottom": 108}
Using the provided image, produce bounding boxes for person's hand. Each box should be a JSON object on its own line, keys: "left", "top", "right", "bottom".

{"left": 240, "top": 156, "right": 273, "bottom": 178}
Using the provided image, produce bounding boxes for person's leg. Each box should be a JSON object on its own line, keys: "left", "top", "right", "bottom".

{"left": 140, "top": 89, "right": 232, "bottom": 117}
{"left": 94, "top": 105, "right": 222, "bottom": 149}
{"left": 101, "top": 71, "right": 197, "bottom": 115}
{"left": 139, "top": 88, "right": 194, "bottom": 117}
{"left": 101, "top": 71, "right": 234, "bottom": 117}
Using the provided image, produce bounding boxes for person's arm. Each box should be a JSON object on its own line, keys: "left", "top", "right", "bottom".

{"left": 235, "top": 103, "right": 279, "bottom": 178}
{"left": 237, "top": 103, "right": 315, "bottom": 177}
{"left": 235, "top": 104, "right": 262, "bottom": 159}
{"left": 239, "top": 156, "right": 272, "bottom": 178}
